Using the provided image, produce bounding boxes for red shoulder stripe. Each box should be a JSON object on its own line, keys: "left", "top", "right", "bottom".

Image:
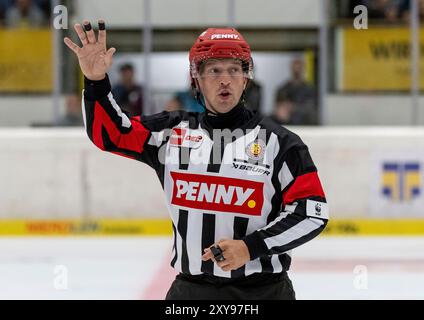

{"left": 283, "top": 171, "right": 325, "bottom": 205}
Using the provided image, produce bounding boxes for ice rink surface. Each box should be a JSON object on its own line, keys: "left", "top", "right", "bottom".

{"left": 1, "top": 236, "right": 423, "bottom": 300}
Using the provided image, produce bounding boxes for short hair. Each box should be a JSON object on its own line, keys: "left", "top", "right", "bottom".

{"left": 120, "top": 63, "right": 134, "bottom": 72}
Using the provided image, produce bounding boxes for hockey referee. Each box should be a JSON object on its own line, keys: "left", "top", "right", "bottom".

{"left": 64, "top": 20, "right": 329, "bottom": 300}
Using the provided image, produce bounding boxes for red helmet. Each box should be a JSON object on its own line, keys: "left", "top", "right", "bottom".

{"left": 189, "top": 28, "right": 253, "bottom": 79}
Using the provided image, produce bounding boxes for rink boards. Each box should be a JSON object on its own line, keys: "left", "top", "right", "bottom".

{"left": 1, "top": 218, "right": 424, "bottom": 236}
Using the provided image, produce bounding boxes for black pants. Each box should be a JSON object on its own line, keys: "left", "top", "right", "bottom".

{"left": 165, "top": 272, "right": 296, "bottom": 300}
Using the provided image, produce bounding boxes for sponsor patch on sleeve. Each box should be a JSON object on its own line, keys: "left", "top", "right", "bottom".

{"left": 169, "top": 128, "right": 204, "bottom": 149}
{"left": 306, "top": 200, "right": 329, "bottom": 219}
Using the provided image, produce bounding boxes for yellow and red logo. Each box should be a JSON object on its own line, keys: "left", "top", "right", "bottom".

{"left": 170, "top": 172, "right": 264, "bottom": 216}
{"left": 246, "top": 139, "right": 266, "bottom": 160}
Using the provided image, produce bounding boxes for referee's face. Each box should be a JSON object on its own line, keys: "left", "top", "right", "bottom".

{"left": 198, "top": 59, "right": 248, "bottom": 114}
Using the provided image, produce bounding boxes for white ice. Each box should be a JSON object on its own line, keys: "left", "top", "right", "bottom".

{"left": 0, "top": 236, "right": 423, "bottom": 300}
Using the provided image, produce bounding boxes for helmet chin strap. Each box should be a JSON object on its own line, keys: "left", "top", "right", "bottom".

{"left": 192, "top": 77, "right": 219, "bottom": 115}
{"left": 191, "top": 77, "right": 207, "bottom": 109}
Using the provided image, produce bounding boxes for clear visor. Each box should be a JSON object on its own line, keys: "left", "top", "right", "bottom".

{"left": 190, "top": 59, "right": 254, "bottom": 80}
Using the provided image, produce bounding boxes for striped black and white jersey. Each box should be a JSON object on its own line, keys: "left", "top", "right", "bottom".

{"left": 83, "top": 75, "right": 329, "bottom": 279}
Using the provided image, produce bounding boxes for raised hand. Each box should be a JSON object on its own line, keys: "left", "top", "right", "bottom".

{"left": 64, "top": 20, "right": 116, "bottom": 81}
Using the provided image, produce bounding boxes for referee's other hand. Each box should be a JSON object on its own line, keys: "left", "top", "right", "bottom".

{"left": 202, "top": 239, "right": 251, "bottom": 272}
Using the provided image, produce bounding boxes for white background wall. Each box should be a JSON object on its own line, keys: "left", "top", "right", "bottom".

{"left": 0, "top": 129, "right": 168, "bottom": 218}
{"left": 1, "top": 128, "right": 424, "bottom": 219}
{"left": 75, "top": 0, "right": 320, "bottom": 28}
{"left": 0, "top": 96, "right": 65, "bottom": 127}
{"left": 326, "top": 95, "right": 424, "bottom": 125}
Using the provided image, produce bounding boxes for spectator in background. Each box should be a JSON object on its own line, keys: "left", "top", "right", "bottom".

{"left": 54, "top": 93, "right": 83, "bottom": 127}
{"left": 244, "top": 79, "right": 262, "bottom": 113}
{"left": 399, "top": 0, "right": 424, "bottom": 22}
{"left": 169, "top": 89, "right": 204, "bottom": 112}
{"left": 5, "top": 0, "right": 45, "bottom": 28}
{"left": 33, "top": 0, "right": 50, "bottom": 20}
{"left": 164, "top": 95, "right": 182, "bottom": 112}
{"left": 112, "top": 63, "right": 144, "bottom": 117}
{"left": 165, "top": 76, "right": 204, "bottom": 112}
{"left": 275, "top": 57, "right": 318, "bottom": 125}
{"left": 271, "top": 95, "right": 294, "bottom": 125}
{"left": 0, "top": 1, "right": 8, "bottom": 25}
{"left": 359, "top": 0, "right": 401, "bottom": 22}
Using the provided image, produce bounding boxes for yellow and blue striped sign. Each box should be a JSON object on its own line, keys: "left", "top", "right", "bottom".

{"left": 382, "top": 162, "right": 421, "bottom": 201}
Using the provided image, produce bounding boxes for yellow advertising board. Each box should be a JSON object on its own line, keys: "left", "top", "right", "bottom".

{"left": 0, "top": 29, "right": 52, "bottom": 92}
{"left": 0, "top": 219, "right": 424, "bottom": 236}
{"left": 339, "top": 26, "right": 424, "bottom": 91}
{"left": 0, "top": 219, "right": 173, "bottom": 236}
